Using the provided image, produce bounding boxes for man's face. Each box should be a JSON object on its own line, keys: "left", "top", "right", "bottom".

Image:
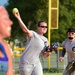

{"left": 37, "top": 22, "right": 47, "bottom": 34}
{"left": 67, "top": 32, "right": 75, "bottom": 40}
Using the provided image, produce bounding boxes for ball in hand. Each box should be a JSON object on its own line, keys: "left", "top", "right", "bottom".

{"left": 12, "top": 8, "right": 18, "bottom": 13}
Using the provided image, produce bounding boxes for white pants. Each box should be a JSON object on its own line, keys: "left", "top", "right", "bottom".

{"left": 19, "top": 61, "right": 43, "bottom": 75}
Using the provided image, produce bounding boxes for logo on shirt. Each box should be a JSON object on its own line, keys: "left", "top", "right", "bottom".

{"left": 72, "top": 47, "right": 75, "bottom": 53}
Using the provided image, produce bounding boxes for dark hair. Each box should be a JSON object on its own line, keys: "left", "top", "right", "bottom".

{"left": 38, "top": 20, "right": 46, "bottom": 27}
{"left": 67, "top": 28, "right": 75, "bottom": 33}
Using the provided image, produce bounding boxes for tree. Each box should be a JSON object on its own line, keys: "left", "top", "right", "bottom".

{"left": 5, "top": 0, "right": 75, "bottom": 44}
{"left": 51, "top": 0, "right": 75, "bottom": 43}
{"left": 5, "top": 0, "right": 48, "bottom": 42}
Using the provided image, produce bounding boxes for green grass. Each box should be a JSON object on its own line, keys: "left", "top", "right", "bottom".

{"left": 44, "top": 73, "right": 61, "bottom": 75}
{"left": 15, "top": 73, "right": 62, "bottom": 75}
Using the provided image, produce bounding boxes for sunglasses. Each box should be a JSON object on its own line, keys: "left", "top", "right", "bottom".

{"left": 68, "top": 32, "right": 75, "bottom": 35}
{"left": 38, "top": 26, "right": 47, "bottom": 28}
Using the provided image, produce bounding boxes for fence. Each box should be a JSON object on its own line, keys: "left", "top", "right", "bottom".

{"left": 12, "top": 47, "right": 67, "bottom": 74}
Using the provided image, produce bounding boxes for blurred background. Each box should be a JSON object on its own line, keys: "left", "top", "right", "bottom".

{"left": 1, "top": 0, "right": 75, "bottom": 75}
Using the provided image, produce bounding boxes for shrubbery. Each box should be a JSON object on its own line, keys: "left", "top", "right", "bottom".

{"left": 43, "top": 68, "right": 63, "bottom": 73}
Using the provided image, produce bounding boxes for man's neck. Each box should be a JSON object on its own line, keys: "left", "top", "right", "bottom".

{"left": 69, "top": 38, "right": 75, "bottom": 42}
{"left": 37, "top": 31, "right": 43, "bottom": 36}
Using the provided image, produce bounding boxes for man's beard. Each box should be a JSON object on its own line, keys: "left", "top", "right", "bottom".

{"left": 68, "top": 37, "right": 73, "bottom": 40}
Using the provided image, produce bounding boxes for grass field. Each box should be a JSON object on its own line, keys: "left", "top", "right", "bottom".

{"left": 44, "top": 73, "right": 62, "bottom": 75}
{"left": 15, "top": 73, "right": 62, "bottom": 75}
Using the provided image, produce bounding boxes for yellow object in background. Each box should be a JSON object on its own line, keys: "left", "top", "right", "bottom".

{"left": 14, "top": 48, "right": 25, "bottom": 51}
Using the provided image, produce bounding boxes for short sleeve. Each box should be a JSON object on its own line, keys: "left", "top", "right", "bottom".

{"left": 62, "top": 39, "right": 68, "bottom": 48}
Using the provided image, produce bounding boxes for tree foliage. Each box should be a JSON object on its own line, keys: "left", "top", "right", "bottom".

{"left": 51, "top": 0, "right": 75, "bottom": 43}
{"left": 4, "top": 0, "right": 75, "bottom": 43}
{"left": 5, "top": 0, "right": 48, "bottom": 41}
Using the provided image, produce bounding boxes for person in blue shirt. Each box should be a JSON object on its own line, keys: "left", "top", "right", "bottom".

{"left": 0, "top": 6, "right": 14, "bottom": 75}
